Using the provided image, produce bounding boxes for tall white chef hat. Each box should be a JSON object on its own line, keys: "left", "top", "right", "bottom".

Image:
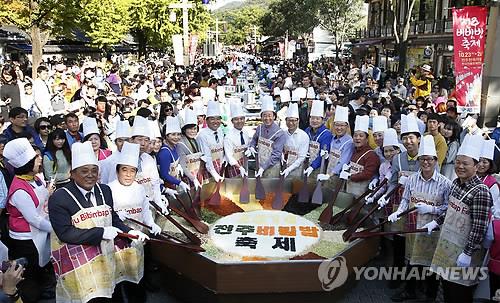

{"left": 116, "top": 142, "right": 140, "bottom": 168}
{"left": 230, "top": 101, "right": 245, "bottom": 119}
{"left": 193, "top": 101, "right": 206, "bottom": 116}
{"left": 4, "top": 138, "right": 37, "bottom": 168}
{"left": 480, "top": 139, "right": 496, "bottom": 161}
{"left": 310, "top": 100, "right": 324, "bottom": 117}
{"left": 372, "top": 116, "right": 388, "bottom": 133}
{"left": 306, "top": 87, "right": 316, "bottom": 99}
{"left": 295, "top": 87, "right": 307, "bottom": 99}
{"left": 206, "top": 100, "right": 222, "bottom": 118}
{"left": 131, "top": 116, "right": 150, "bottom": 138}
{"left": 280, "top": 89, "right": 291, "bottom": 103}
{"left": 273, "top": 87, "right": 281, "bottom": 96}
{"left": 260, "top": 95, "right": 275, "bottom": 113}
{"left": 182, "top": 108, "right": 198, "bottom": 127}
{"left": 82, "top": 117, "right": 99, "bottom": 138}
{"left": 401, "top": 114, "right": 420, "bottom": 136}
{"left": 457, "top": 133, "right": 483, "bottom": 161}
{"left": 286, "top": 103, "right": 299, "bottom": 119}
{"left": 149, "top": 120, "right": 162, "bottom": 139}
{"left": 417, "top": 135, "right": 437, "bottom": 158}
{"left": 334, "top": 106, "right": 349, "bottom": 123}
{"left": 115, "top": 120, "right": 131, "bottom": 139}
{"left": 383, "top": 128, "right": 406, "bottom": 152}
{"left": 164, "top": 116, "right": 182, "bottom": 135}
{"left": 71, "top": 141, "right": 98, "bottom": 170}
{"left": 200, "top": 87, "right": 216, "bottom": 102}
{"left": 354, "top": 115, "right": 369, "bottom": 133}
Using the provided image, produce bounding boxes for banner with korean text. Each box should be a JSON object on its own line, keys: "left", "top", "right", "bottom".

{"left": 452, "top": 6, "right": 488, "bottom": 113}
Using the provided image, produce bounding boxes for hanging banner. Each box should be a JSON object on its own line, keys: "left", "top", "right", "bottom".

{"left": 189, "top": 35, "right": 198, "bottom": 66}
{"left": 452, "top": 6, "right": 488, "bottom": 113}
{"left": 279, "top": 42, "right": 285, "bottom": 59}
{"left": 172, "top": 34, "right": 184, "bottom": 66}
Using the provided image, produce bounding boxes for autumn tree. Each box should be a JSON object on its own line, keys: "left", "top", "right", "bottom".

{"left": 215, "top": 5, "right": 266, "bottom": 46}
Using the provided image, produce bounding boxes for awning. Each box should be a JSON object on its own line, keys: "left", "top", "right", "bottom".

{"left": 352, "top": 39, "right": 386, "bottom": 46}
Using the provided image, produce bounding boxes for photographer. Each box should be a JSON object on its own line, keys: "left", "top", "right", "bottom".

{"left": 0, "top": 260, "right": 24, "bottom": 303}
{"left": 409, "top": 64, "right": 433, "bottom": 98}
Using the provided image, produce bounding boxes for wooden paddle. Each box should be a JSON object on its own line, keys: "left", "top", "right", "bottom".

{"left": 191, "top": 169, "right": 204, "bottom": 217}
{"left": 125, "top": 217, "right": 191, "bottom": 244}
{"left": 175, "top": 194, "right": 198, "bottom": 220}
{"left": 255, "top": 154, "right": 266, "bottom": 200}
{"left": 330, "top": 179, "right": 388, "bottom": 226}
{"left": 346, "top": 178, "right": 389, "bottom": 224}
{"left": 360, "top": 206, "right": 418, "bottom": 234}
{"left": 169, "top": 206, "right": 209, "bottom": 234}
{"left": 318, "top": 178, "right": 345, "bottom": 224}
{"left": 342, "top": 184, "right": 402, "bottom": 241}
{"left": 149, "top": 200, "right": 202, "bottom": 245}
{"left": 240, "top": 156, "right": 250, "bottom": 204}
{"left": 272, "top": 153, "right": 287, "bottom": 209}
{"left": 208, "top": 164, "right": 226, "bottom": 206}
{"left": 349, "top": 228, "right": 428, "bottom": 240}
{"left": 118, "top": 232, "right": 205, "bottom": 252}
{"left": 297, "top": 158, "right": 310, "bottom": 203}
{"left": 311, "top": 145, "right": 328, "bottom": 205}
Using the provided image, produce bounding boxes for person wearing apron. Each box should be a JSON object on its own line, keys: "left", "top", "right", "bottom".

{"left": 196, "top": 100, "right": 225, "bottom": 182}
{"left": 477, "top": 139, "right": 500, "bottom": 216}
{"left": 130, "top": 116, "right": 174, "bottom": 215}
{"left": 304, "top": 100, "right": 333, "bottom": 182}
{"left": 177, "top": 109, "right": 204, "bottom": 189}
{"left": 100, "top": 120, "right": 131, "bottom": 184}
{"left": 366, "top": 116, "right": 388, "bottom": 192}
{"left": 224, "top": 101, "right": 250, "bottom": 178}
{"left": 246, "top": 95, "right": 287, "bottom": 178}
{"left": 340, "top": 115, "right": 380, "bottom": 199}
{"left": 82, "top": 117, "right": 112, "bottom": 162}
{"left": 388, "top": 135, "right": 451, "bottom": 302}
{"left": 281, "top": 103, "right": 309, "bottom": 180}
{"left": 378, "top": 114, "right": 422, "bottom": 290}
{"left": 158, "top": 116, "right": 189, "bottom": 192}
{"left": 48, "top": 141, "right": 148, "bottom": 303}
{"left": 108, "top": 142, "right": 155, "bottom": 302}
{"left": 426, "top": 134, "right": 493, "bottom": 302}
{"left": 365, "top": 128, "right": 404, "bottom": 216}
{"left": 316, "top": 106, "right": 353, "bottom": 189}
{"left": 4, "top": 138, "right": 55, "bottom": 302}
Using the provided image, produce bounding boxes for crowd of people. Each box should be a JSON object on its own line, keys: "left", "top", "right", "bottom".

{"left": 0, "top": 52, "right": 498, "bottom": 302}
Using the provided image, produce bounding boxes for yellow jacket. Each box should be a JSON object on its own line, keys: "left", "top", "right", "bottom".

{"left": 410, "top": 76, "right": 431, "bottom": 98}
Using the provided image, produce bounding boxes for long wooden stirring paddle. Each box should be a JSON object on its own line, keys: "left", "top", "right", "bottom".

{"left": 346, "top": 178, "right": 389, "bottom": 224}
{"left": 240, "top": 156, "right": 250, "bottom": 203}
{"left": 349, "top": 228, "right": 428, "bottom": 240}
{"left": 255, "top": 154, "right": 265, "bottom": 200}
{"left": 311, "top": 145, "right": 328, "bottom": 205}
{"left": 318, "top": 178, "right": 345, "bottom": 224}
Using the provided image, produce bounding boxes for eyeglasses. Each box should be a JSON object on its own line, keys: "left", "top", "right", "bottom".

{"left": 419, "top": 157, "right": 435, "bottom": 163}
{"left": 39, "top": 125, "right": 50, "bottom": 130}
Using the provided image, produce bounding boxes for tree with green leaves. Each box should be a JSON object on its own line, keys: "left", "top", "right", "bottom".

{"left": 318, "top": 0, "right": 364, "bottom": 59}
{"left": 0, "top": 0, "right": 81, "bottom": 77}
{"left": 215, "top": 5, "right": 266, "bottom": 46}
{"left": 260, "top": 0, "right": 321, "bottom": 40}
{"left": 79, "top": 0, "right": 132, "bottom": 49}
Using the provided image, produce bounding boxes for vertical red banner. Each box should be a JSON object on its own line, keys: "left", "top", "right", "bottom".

{"left": 452, "top": 6, "right": 488, "bottom": 113}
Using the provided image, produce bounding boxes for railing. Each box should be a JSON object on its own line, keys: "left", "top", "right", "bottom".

{"left": 355, "top": 18, "right": 453, "bottom": 40}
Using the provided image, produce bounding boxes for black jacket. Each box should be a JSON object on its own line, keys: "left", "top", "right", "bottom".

{"left": 48, "top": 180, "right": 131, "bottom": 246}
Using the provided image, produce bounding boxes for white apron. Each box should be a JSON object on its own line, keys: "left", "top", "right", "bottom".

{"left": 346, "top": 149, "right": 373, "bottom": 198}
{"left": 257, "top": 127, "right": 282, "bottom": 178}
{"left": 284, "top": 146, "right": 301, "bottom": 178}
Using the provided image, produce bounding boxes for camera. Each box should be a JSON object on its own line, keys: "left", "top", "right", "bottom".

{"left": 1, "top": 257, "right": 28, "bottom": 272}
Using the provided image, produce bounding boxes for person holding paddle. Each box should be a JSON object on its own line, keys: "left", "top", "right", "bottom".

{"left": 387, "top": 135, "right": 451, "bottom": 302}
{"left": 177, "top": 108, "right": 203, "bottom": 190}
{"left": 281, "top": 103, "right": 309, "bottom": 179}
{"left": 341, "top": 115, "right": 380, "bottom": 199}
{"left": 427, "top": 134, "right": 492, "bottom": 302}
{"left": 246, "top": 95, "right": 286, "bottom": 178}
{"left": 224, "top": 100, "right": 250, "bottom": 179}
{"left": 197, "top": 100, "right": 225, "bottom": 183}
{"left": 378, "top": 114, "right": 422, "bottom": 290}
{"left": 304, "top": 100, "right": 333, "bottom": 182}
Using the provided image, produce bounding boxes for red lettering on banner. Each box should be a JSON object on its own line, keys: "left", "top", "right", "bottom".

{"left": 79, "top": 209, "right": 110, "bottom": 222}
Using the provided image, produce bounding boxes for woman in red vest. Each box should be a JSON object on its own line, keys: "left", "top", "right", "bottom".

{"left": 4, "top": 138, "right": 54, "bottom": 302}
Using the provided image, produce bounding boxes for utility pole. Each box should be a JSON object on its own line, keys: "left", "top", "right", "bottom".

{"left": 214, "top": 18, "right": 227, "bottom": 57}
{"left": 169, "top": 0, "right": 193, "bottom": 66}
{"left": 253, "top": 25, "right": 257, "bottom": 56}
